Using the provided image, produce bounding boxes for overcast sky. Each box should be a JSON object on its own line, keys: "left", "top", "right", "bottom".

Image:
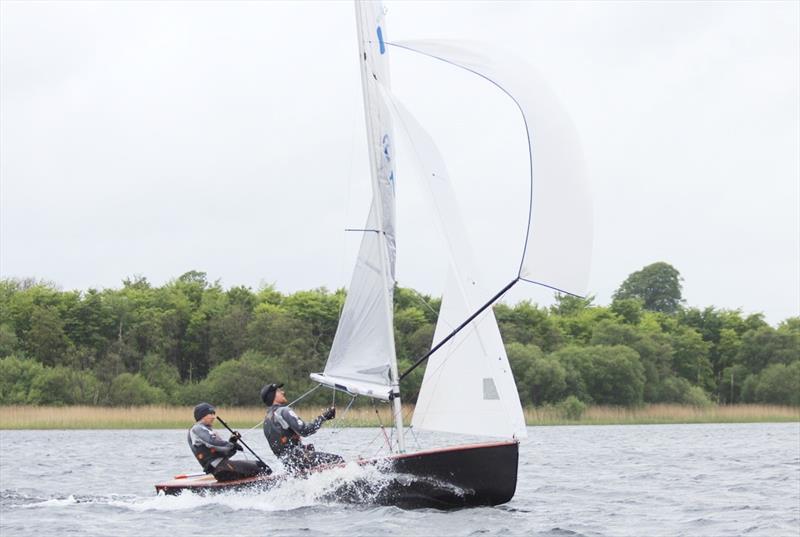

{"left": 1, "top": 1, "right": 798, "bottom": 324}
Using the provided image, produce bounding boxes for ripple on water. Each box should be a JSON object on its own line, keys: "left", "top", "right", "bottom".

{"left": 1, "top": 424, "right": 798, "bottom": 537}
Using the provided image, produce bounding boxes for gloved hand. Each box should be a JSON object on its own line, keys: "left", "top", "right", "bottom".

{"left": 321, "top": 406, "right": 336, "bottom": 421}
{"left": 233, "top": 443, "right": 244, "bottom": 452}
{"left": 229, "top": 431, "right": 242, "bottom": 443}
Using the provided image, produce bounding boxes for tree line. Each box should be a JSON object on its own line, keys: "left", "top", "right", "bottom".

{"left": 0, "top": 263, "right": 797, "bottom": 408}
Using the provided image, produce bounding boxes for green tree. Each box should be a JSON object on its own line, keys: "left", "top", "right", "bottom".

{"left": 107, "top": 373, "right": 166, "bottom": 405}
{"left": 610, "top": 297, "right": 644, "bottom": 325}
{"left": 613, "top": 262, "right": 683, "bottom": 314}
{"left": 282, "top": 288, "right": 343, "bottom": 357}
{"left": 209, "top": 304, "right": 252, "bottom": 366}
{"left": 495, "top": 301, "right": 563, "bottom": 351}
{"left": 718, "top": 364, "right": 750, "bottom": 404}
{"left": 247, "top": 304, "right": 319, "bottom": 386}
{"left": 506, "top": 342, "right": 566, "bottom": 405}
{"left": 394, "top": 307, "right": 431, "bottom": 361}
{"left": 670, "top": 326, "right": 714, "bottom": 391}
{"left": 550, "top": 294, "right": 594, "bottom": 317}
{"left": 523, "top": 354, "right": 567, "bottom": 405}
{"left": 556, "top": 395, "right": 587, "bottom": 419}
{"left": 28, "top": 366, "right": 100, "bottom": 405}
{"left": 753, "top": 362, "right": 800, "bottom": 405}
{"left": 0, "top": 323, "right": 19, "bottom": 357}
{"left": 0, "top": 355, "right": 45, "bottom": 403}
{"left": 555, "top": 306, "right": 616, "bottom": 346}
{"left": 26, "top": 306, "right": 70, "bottom": 366}
{"left": 141, "top": 353, "right": 180, "bottom": 395}
{"left": 590, "top": 319, "right": 672, "bottom": 402}
{"left": 202, "top": 350, "right": 281, "bottom": 406}
{"left": 737, "top": 325, "right": 799, "bottom": 373}
{"left": 552, "top": 345, "right": 646, "bottom": 406}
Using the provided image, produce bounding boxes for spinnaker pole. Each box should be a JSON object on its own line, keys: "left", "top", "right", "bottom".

{"left": 399, "top": 278, "right": 519, "bottom": 381}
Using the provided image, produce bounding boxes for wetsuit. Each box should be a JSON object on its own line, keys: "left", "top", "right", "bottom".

{"left": 263, "top": 404, "right": 344, "bottom": 471}
{"left": 188, "top": 422, "right": 268, "bottom": 481}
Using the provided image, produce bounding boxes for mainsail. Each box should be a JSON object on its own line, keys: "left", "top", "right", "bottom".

{"left": 312, "top": 1, "right": 405, "bottom": 448}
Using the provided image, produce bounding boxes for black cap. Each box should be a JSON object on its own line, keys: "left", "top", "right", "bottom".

{"left": 260, "top": 383, "right": 284, "bottom": 406}
{"left": 193, "top": 402, "right": 216, "bottom": 422}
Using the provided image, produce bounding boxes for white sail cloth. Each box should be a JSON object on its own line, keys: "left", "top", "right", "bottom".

{"left": 382, "top": 89, "right": 528, "bottom": 439}
{"left": 322, "top": 2, "right": 398, "bottom": 392}
{"left": 391, "top": 39, "right": 593, "bottom": 298}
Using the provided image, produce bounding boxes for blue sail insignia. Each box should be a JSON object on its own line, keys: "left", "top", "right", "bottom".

{"left": 377, "top": 26, "right": 386, "bottom": 54}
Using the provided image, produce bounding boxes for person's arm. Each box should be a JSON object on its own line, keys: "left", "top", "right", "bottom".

{"left": 278, "top": 407, "right": 325, "bottom": 437}
{"left": 191, "top": 424, "right": 237, "bottom": 456}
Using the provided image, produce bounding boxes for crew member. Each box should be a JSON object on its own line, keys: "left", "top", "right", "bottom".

{"left": 188, "top": 402, "right": 270, "bottom": 481}
{"left": 261, "top": 383, "right": 344, "bottom": 471}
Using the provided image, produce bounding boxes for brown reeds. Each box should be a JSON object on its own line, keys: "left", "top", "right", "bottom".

{"left": 0, "top": 404, "right": 797, "bottom": 429}
{"left": 525, "top": 404, "right": 800, "bottom": 425}
{"left": 0, "top": 404, "right": 409, "bottom": 430}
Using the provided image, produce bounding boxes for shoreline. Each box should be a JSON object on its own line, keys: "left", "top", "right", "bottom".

{"left": 1, "top": 404, "right": 797, "bottom": 429}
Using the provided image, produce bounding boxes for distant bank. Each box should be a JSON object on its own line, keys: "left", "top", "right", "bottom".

{"left": 1, "top": 404, "right": 797, "bottom": 429}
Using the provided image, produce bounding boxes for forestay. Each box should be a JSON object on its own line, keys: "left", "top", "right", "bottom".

{"left": 391, "top": 39, "right": 593, "bottom": 298}
{"left": 382, "top": 90, "right": 527, "bottom": 439}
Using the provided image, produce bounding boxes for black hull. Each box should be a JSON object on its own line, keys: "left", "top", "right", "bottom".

{"left": 155, "top": 440, "right": 519, "bottom": 509}
{"left": 376, "top": 440, "right": 519, "bottom": 508}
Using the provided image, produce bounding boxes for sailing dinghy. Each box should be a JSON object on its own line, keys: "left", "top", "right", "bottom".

{"left": 156, "top": 0, "right": 591, "bottom": 508}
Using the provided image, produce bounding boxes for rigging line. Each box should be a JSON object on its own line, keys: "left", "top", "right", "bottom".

{"left": 393, "top": 276, "right": 442, "bottom": 327}
{"left": 329, "top": 394, "right": 357, "bottom": 436}
{"left": 288, "top": 383, "right": 322, "bottom": 408}
{"left": 362, "top": 422, "right": 388, "bottom": 455}
{"left": 407, "top": 425, "right": 422, "bottom": 451}
{"left": 399, "top": 277, "right": 519, "bottom": 380}
{"left": 518, "top": 277, "right": 586, "bottom": 299}
{"left": 245, "top": 420, "right": 265, "bottom": 432}
{"left": 386, "top": 41, "right": 535, "bottom": 281}
{"left": 407, "top": 288, "right": 442, "bottom": 325}
{"left": 374, "top": 403, "right": 393, "bottom": 455}
{"left": 339, "top": 395, "right": 358, "bottom": 421}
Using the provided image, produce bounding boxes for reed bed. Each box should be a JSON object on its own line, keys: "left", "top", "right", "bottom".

{"left": 0, "top": 404, "right": 409, "bottom": 430}
{"left": 524, "top": 404, "right": 800, "bottom": 426}
{"left": 0, "top": 404, "right": 797, "bottom": 429}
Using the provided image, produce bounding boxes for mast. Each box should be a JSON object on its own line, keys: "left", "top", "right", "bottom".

{"left": 354, "top": 0, "right": 405, "bottom": 452}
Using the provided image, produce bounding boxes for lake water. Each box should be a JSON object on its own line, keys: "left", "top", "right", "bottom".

{"left": 1, "top": 423, "right": 798, "bottom": 536}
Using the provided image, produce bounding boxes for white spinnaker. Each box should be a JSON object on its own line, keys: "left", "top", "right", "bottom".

{"left": 383, "top": 89, "right": 527, "bottom": 439}
{"left": 322, "top": 2, "right": 398, "bottom": 392}
{"left": 392, "top": 39, "right": 593, "bottom": 297}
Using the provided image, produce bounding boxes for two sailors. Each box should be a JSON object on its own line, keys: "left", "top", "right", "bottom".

{"left": 188, "top": 384, "right": 342, "bottom": 481}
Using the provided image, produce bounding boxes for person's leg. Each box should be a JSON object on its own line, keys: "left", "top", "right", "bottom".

{"left": 308, "top": 451, "right": 344, "bottom": 466}
{"left": 213, "top": 459, "right": 270, "bottom": 481}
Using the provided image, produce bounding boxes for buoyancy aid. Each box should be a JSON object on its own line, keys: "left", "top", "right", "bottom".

{"left": 187, "top": 428, "right": 227, "bottom": 472}
{"left": 264, "top": 405, "right": 301, "bottom": 456}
